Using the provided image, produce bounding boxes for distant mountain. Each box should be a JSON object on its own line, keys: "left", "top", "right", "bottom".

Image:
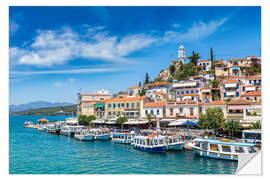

{"left": 9, "top": 101, "right": 74, "bottom": 112}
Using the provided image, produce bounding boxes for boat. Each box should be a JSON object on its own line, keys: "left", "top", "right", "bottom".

{"left": 188, "top": 137, "right": 257, "bottom": 161}
{"left": 46, "top": 123, "right": 63, "bottom": 134}
{"left": 165, "top": 136, "right": 185, "bottom": 151}
{"left": 94, "top": 128, "right": 111, "bottom": 140}
{"left": 24, "top": 121, "right": 34, "bottom": 127}
{"left": 74, "top": 129, "right": 95, "bottom": 141}
{"left": 132, "top": 134, "right": 167, "bottom": 152}
{"left": 61, "top": 125, "right": 84, "bottom": 137}
{"left": 112, "top": 131, "right": 135, "bottom": 144}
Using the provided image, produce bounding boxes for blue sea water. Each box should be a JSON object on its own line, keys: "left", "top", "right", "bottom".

{"left": 9, "top": 115, "right": 238, "bottom": 174}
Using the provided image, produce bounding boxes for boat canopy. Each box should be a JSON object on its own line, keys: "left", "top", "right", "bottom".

{"left": 194, "top": 138, "right": 256, "bottom": 147}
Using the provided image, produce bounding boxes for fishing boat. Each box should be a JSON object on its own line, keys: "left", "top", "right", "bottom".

{"left": 188, "top": 137, "right": 257, "bottom": 161}
{"left": 112, "top": 131, "right": 135, "bottom": 144}
{"left": 132, "top": 134, "right": 167, "bottom": 152}
{"left": 94, "top": 128, "right": 111, "bottom": 140}
{"left": 24, "top": 121, "right": 33, "bottom": 127}
{"left": 60, "top": 125, "right": 71, "bottom": 136}
{"left": 165, "top": 136, "right": 185, "bottom": 151}
{"left": 46, "top": 124, "right": 56, "bottom": 134}
{"left": 61, "top": 125, "right": 84, "bottom": 137}
{"left": 74, "top": 129, "right": 95, "bottom": 141}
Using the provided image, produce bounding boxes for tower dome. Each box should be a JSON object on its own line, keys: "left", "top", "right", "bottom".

{"left": 178, "top": 44, "right": 186, "bottom": 64}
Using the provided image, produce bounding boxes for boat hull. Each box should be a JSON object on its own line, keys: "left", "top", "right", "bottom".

{"left": 112, "top": 139, "right": 132, "bottom": 144}
{"left": 193, "top": 148, "right": 238, "bottom": 161}
{"left": 134, "top": 145, "right": 166, "bottom": 153}
{"left": 95, "top": 135, "right": 110, "bottom": 140}
{"left": 75, "top": 135, "right": 95, "bottom": 141}
{"left": 167, "top": 143, "right": 184, "bottom": 151}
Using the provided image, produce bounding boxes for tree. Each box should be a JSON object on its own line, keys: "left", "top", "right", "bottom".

{"left": 169, "top": 64, "right": 176, "bottom": 74}
{"left": 116, "top": 117, "right": 128, "bottom": 129}
{"left": 210, "top": 47, "right": 214, "bottom": 69}
{"left": 139, "top": 81, "right": 141, "bottom": 87}
{"left": 144, "top": 73, "right": 150, "bottom": 85}
{"left": 175, "top": 63, "right": 197, "bottom": 80}
{"left": 78, "top": 115, "right": 96, "bottom": 126}
{"left": 147, "top": 114, "right": 152, "bottom": 129}
{"left": 139, "top": 87, "right": 146, "bottom": 96}
{"left": 224, "top": 120, "right": 242, "bottom": 137}
{"left": 211, "top": 80, "right": 219, "bottom": 88}
{"left": 198, "top": 107, "right": 225, "bottom": 130}
{"left": 188, "top": 50, "right": 201, "bottom": 65}
{"left": 249, "top": 121, "right": 261, "bottom": 129}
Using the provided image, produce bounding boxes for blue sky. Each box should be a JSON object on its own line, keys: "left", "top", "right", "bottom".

{"left": 9, "top": 6, "right": 261, "bottom": 105}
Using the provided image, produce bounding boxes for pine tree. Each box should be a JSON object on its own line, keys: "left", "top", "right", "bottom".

{"left": 144, "top": 73, "right": 150, "bottom": 85}
{"left": 210, "top": 47, "right": 214, "bottom": 69}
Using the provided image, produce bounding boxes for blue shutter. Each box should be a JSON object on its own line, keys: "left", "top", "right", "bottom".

{"left": 224, "top": 93, "right": 226, "bottom": 97}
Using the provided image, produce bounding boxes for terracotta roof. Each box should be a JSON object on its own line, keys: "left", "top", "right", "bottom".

{"left": 200, "top": 59, "right": 210, "bottom": 62}
{"left": 247, "top": 76, "right": 261, "bottom": 80}
{"left": 227, "top": 99, "right": 250, "bottom": 105}
{"left": 37, "top": 119, "right": 49, "bottom": 122}
{"left": 224, "top": 80, "right": 238, "bottom": 84}
{"left": 128, "top": 85, "right": 139, "bottom": 89}
{"left": 228, "top": 59, "right": 245, "bottom": 62}
{"left": 250, "top": 102, "right": 262, "bottom": 105}
{"left": 201, "top": 100, "right": 226, "bottom": 106}
{"left": 224, "top": 76, "right": 245, "bottom": 80}
{"left": 104, "top": 96, "right": 148, "bottom": 102}
{"left": 242, "top": 91, "right": 261, "bottom": 97}
{"left": 144, "top": 102, "right": 166, "bottom": 108}
{"left": 176, "top": 93, "right": 198, "bottom": 97}
{"left": 176, "top": 100, "right": 197, "bottom": 104}
{"left": 216, "top": 62, "right": 224, "bottom": 65}
{"left": 146, "top": 81, "right": 170, "bottom": 87}
{"left": 246, "top": 85, "right": 256, "bottom": 87}
{"left": 153, "top": 92, "right": 166, "bottom": 95}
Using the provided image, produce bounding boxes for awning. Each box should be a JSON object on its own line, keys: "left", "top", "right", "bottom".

{"left": 225, "top": 84, "right": 237, "bottom": 88}
{"left": 94, "top": 103, "right": 104, "bottom": 108}
{"left": 168, "top": 119, "right": 199, "bottom": 126}
{"left": 232, "top": 67, "right": 239, "bottom": 70}
{"left": 226, "top": 91, "right": 236, "bottom": 96}
{"left": 124, "top": 121, "right": 148, "bottom": 125}
{"left": 228, "top": 105, "right": 245, "bottom": 110}
{"left": 181, "top": 121, "right": 198, "bottom": 126}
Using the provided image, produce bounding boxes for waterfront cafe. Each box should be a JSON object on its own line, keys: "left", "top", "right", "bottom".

{"left": 37, "top": 118, "right": 49, "bottom": 125}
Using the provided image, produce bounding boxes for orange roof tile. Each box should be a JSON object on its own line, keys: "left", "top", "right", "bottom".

{"left": 201, "top": 100, "right": 226, "bottom": 106}
{"left": 247, "top": 76, "right": 261, "bottom": 80}
{"left": 104, "top": 96, "right": 148, "bottom": 102}
{"left": 177, "top": 93, "right": 198, "bottom": 97}
{"left": 224, "top": 76, "right": 245, "bottom": 80}
{"left": 246, "top": 85, "right": 256, "bottom": 87}
{"left": 228, "top": 59, "right": 245, "bottom": 62}
{"left": 153, "top": 92, "right": 166, "bottom": 95}
{"left": 200, "top": 59, "right": 210, "bottom": 62}
{"left": 176, "top": 100, "right": 197, "bottom": 104}
{"left": 146, "top": 81, "right": 170, "bottom": 87}
{"left": 216, "top": 62, "right": 224, "bottom": 65}
{"left": 227, "top": 99, "right": 250, "bottom": 105}
{"left": 242, "top": 91, "right": 261, "bottom": 97}
{"left": 144, "top": 102, "right": 166, "bottom": 108}
{"left": 232, "top": 65, "right": 239, "bottom": 67}
{"left": 224, "top": 80, "right": 238, "bottom": 84}
{"left": 128, "top": 85, "right": 139, "bottom": 89}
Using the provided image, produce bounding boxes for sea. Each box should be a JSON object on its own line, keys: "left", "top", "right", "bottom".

{"left": 9, "top": 115, "right": 238, "bottom": 174}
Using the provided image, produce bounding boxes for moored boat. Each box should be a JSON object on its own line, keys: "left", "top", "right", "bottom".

{"left": 132, "top": 134, "right": 167, "bottom": 152}
{"left": 165, "top": 136, "right": 185, "bottom": 151}
{"left": 94, "top": 128, "right": 111, "bottom": 140}
{"left": 112, "top": 131, "right": 135, "bottom": 144}
{"left": 74, "top": 129, "right": 95, "bottom": 141}
{"left": 188, "top": 138, "right": 257, "bottom": 161}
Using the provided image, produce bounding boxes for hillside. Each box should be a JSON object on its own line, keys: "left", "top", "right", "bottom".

{"left": 9, "top": 101, "right": 73, "bottom": 112}
{"left": 10, "top": 105, "right": 77, "bottom": 116}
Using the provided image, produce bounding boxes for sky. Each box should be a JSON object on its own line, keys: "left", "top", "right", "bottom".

{"left": 9, "top": 6, "right": 261, "bottom": 105}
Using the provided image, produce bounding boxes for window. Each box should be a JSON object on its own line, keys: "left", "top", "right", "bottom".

{"left": 202, "top": 142, "right": 208, "bottom": 150}
{"left": 118, "top": 103, "right": 120, "bottom": 108}
{"left": 113, "top": 104, "right": 116, "bottom": 109}
{"left": 248, "top": 147, "right": 256, "bottom": 153}
{"left": 243, "top": 87, "right": 245, "bottom": 91}
{"left": 195, "top": 142, "right": 200, "bottom": 148}
{"left": 234, "top": 146, "right": 244, "bottom": 153}
{"left": 159, "top": 140, "right": 163, "bottom": 145}
{"left": 108, "top": 104, "right": 112, "bottom": 108}
{"left": 190, "top": 108, "right": 194, "bottom": 116}
{"left": 108, "top": 112, "right": 111, "bottom": 116}
{"left": 151, "top": 110, "right": 154, "bottom": 115}
{"left": 254, "top": 97, "right": 257, "bottom": 101}
{"left": 137, "top": 103, "right": 140, "bottom": 108}
{"left": 157, "top": 109, "right": 160, "bottom": 115}
{"left": 170, "top": 108, "right": 173, "bottom": 115}
{"left": 126, "top": 103, "right": 129, "bottom": 108}
{"left": 145, "top": 110, "right": 148, "bottom": 115}
{"left": 191, "top": 90, "right": 194, "bottom": 93}
{"left": 180, "top": 108, "right": 183, "bottom": 113}
{"left": 222, "top": 145, "right": 231, "bottom": 152}
{"left": 122, "top": 103, "right": 125, "bottom": 107}
{"left": 210, "top": 144, "right": 218, "bottom": 151}
{"left": 192, "top": 97, "right": 194, "bottom": 100}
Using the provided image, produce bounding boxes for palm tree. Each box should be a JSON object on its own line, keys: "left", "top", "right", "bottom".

{"left": 188, "top": 50, "right": 201, "bottom": 65}
{"left": 224, "top": 120, "right": 242, "bottom": 137}
{"left": 249, "top": 121, "right": 261, "bottom": 129}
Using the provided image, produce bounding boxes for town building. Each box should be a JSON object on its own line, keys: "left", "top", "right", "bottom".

{"left": 142, "top": 101, "right": 166, "bottom": 119}
{"left": 77, "top": 89, "right": 111, "bottom": 116}
{"left": 165, "top": 101, "right": 199, "bottom": 119}
{"left": 200, "top": 100, "right": 227, "bottom": 118}
{"left": 145, "top": 81, "right": 171, "bottom": 99}
{"left": 178, "top": 45, "right": 186, "bottom": 64}
{"left": 127, "top": 85, "right": 141, "bottom": 97}
{"left": 241, "top": 91, "right": 261, "bottom": 102}
{"left": 103, "top": 96, "right": 150, "bottom": 120}
{"left": 198, "top": 60, "right": 212, "bottom": 71}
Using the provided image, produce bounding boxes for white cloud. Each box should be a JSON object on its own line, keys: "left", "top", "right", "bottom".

{"left": 53, "top": 81, "right": 66, "bottom": 87}
{"left": 164, "top": 18, "right": 227, "bottom": 42}
{"left": 172, "top": 23, "right": 180, "bottom": 28}
{"left": 10, "top": 27, "right": 158, "bottom": 67}
{"left": 68, "top": 78, "right": 76, "bottom": 83}
{"left": 10, "top": 67, "right": 118, "bottom": 76}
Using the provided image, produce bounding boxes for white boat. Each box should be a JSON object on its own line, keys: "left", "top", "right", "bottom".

{"left": 188, "top": 137, "right": 257, "bottom": 161}
{"left": 112, "top": 131, "right": 135, "bottom": 144}
{"left": 24, "top": 121, "right": 33, "bottom": 127}
{"left": 61, "top": 125, "right": 84, "bottom": 137}
{"left": 132, "top": 134, "right": 167, "bottom": 152}
{"left": 166, "top": 136, "right": 185, "bottom": 151}
{"left": 74, "top": 129, "right": 95, "bottom": 141}
{"left": 94, "top": 128, "right": 111, "bottom": 140}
